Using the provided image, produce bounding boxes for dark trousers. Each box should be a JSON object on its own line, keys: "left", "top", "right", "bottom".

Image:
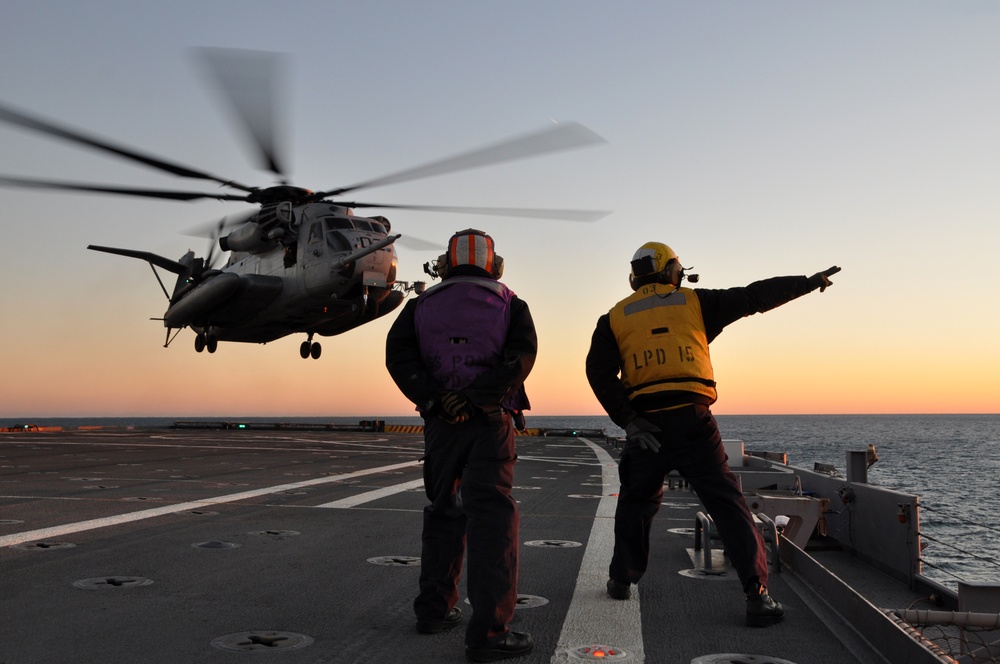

{"left": 414, "top": 412, "right": 519, "bottom": 646}
{"left": 610, "top": 404, "right": 767, "bottom": 592}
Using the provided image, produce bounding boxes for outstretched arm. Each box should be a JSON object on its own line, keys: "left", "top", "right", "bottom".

{"left": 698, "top": 266, "right": 841, "bottom": 342}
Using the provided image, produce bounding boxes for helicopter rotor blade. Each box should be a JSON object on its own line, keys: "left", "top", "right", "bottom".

{"left": 194, "top": 47, "right": 287, "bottom": 179}
{"left": 0, "top": 102, "right": 256, "bottom": 193}
{"left": 340, "top": 201, "right": 611, "bottom": 222}
{"left": 313, "top": 121, "right": 607, "bottom": 199}
{"left": 0, "top": 175, "right": 250, "bottom": 201}
{"left": 183, "top": 208, "right": 259, "bottom": 238}
{"left": 394, "top": 234, "right": 444, "bottom": 252}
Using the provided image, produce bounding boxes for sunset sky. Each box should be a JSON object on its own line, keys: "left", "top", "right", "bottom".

{"left": 1, "top": 1, "right": 998, "bottom": 418}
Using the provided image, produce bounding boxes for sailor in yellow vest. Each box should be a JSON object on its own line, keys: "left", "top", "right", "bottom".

{"left": 586, "top": 241, "right": 840, "bottom": 627}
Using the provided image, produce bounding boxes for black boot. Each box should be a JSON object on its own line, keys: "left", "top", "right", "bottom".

{"left": 416, "top": 607, "right": 463, "bottom": 634}
{"left": 606, "top": 578, "right": 631, "bottom": 600}
{"left": 745, "top": 583, "right": 784, "bottom": 627}
{"left": 465, "top": 631, "right": 533, "bottom": 662}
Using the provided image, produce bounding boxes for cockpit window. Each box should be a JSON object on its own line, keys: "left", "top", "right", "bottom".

{"left": 308, "top": 222, "right": 324, "bottom": 244}
{"left": 323, "top": 217, "right": 354, "bottom": 231}
{"left": 326, "top": 231, "right": 352, "bottom": 252}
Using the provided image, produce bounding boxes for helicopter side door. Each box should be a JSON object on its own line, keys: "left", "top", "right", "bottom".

{"left": 301, "top": 213, "right": 352, "bottom": 297}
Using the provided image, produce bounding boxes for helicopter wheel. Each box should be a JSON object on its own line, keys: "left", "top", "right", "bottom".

{"left": 206, "top": 336, "right": 218, "bottom": 353}
{"left": 300, "top": 340, "right": 311, "bottom": 359}
{"left": 310, "top": 342, "right": 322, "bottom": 360}
{"left": 194, "top": 334, "right": 206, "bottom": 353}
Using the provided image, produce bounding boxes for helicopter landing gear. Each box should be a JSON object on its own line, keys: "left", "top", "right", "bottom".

{"left": 300, "top": 334, "right": 321, "bottom": 360}
{"left": 194, "top": 332, "right": 218, "bottom": 354}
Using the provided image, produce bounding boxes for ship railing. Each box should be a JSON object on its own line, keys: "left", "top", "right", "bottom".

{"left": 888, "top": 608, "right": 1000, "bottom": 663}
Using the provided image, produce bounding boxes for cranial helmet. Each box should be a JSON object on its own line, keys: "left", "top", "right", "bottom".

{"left": 447, "top": 228, "right": 504, "bottom": 278}
{"left": 629, "top": 241, "right": 678, "bottom": 290}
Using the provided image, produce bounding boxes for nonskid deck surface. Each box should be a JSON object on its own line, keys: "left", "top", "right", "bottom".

{"left": 0, "top": 429, "right": 872, "bottom": 663}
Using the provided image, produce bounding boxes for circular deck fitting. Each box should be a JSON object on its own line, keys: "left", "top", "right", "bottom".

{"left": 515, "top": 594, "right": 549, "bottom": 609}
{"left": 73, "top": 576, "right": 154, "bottom": 590}
{"left": 123, "top": 496, "right": 162, "bottom": 502}
{"left": 248, "top": 530, "right": 300, "bottom": 537}
{"left": 692, "top": 655, "right": 799, "bottom": 664}
{"left": 568, "top": 494, "right": 609, "bottom": 499}
{"left": 211, "top": 631, "right": 314, "bottom": 652}
{"left": 0, "top": 519, "right": 25, "bottom": 525}
{"left": 524, "top": 540, "right": 582, "bottom": 548}
{"left": 513, "top": 486, "right": 541, "bottom": 490}
{"left": 465, "top": 593, "right": 549, "bottom": 609}
{"left": 667, "top": 527, "right": 697, "bottom": 536}
{"left": 678, "top": 568, "right": 736, "bottom": 581}
{"left": 367, "top": 555, "right": 421, "bottom": 566}
{"left": 187, "top": 510, "right": 218, "bottom": 516}
{"left": 13, "top": 541, "right": 75, "bottom": 551}
{"left": 566, "top": 644, "right": 629, "bottom": 660}
{"left": 192, "top": 540, "right": 240, "bottom": 549}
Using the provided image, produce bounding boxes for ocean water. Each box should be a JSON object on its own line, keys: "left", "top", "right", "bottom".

{"left": 5, "top": 413, "right": 998, "bottom": 589}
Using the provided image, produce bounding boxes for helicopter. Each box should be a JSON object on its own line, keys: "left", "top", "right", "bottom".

{"left": 0, "top": 48, "right": 608, "bottom": 359}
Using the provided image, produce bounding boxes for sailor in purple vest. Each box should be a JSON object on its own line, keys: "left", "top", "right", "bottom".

{"left": 385, "top": 228, "right": 537, "bottom": 662}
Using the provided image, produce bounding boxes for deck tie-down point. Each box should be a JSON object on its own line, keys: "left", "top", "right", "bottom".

{"left": 465, "top": 594, "right": 549, "bottom": 609}
{"left": 691, "top": 654, "right": 799, "bottom": 664}
{"left": 13, "top": 541, "right": 75, "bottom": 551}
{"left": 73, "top": 576, "right": 154, "bottom": 589}
{"left": 192, "top": 540, "right": 240, "bottom": 549}
{"left": 524, "top": 540, "right": 582, "bottom": 548}
{"left": 211, "top": 631, "right": 314, "bottom": 652}
{"left": 368, "top": 555, "right": 420, "bottom": 566}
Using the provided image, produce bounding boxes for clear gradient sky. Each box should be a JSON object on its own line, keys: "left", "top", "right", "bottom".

{"left": 1, "top": 1, "right": 998, "bottom": 418}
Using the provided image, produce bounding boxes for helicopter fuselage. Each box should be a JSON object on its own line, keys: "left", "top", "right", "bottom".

{"left": 94, "top": 202, "right": 409, "bottom": 357}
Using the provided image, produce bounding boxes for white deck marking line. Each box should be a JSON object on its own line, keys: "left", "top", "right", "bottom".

{"left": 0, "top": 460, "right": 420, "bottom": 548}
{"left": 550, "top": 438, "right": 644, "bottom": 664}
{"left": 315, "top": 478, "right": 425, "bottom": 508}
{"left": 4, "top": 438, "right": 421, "bottom": 454}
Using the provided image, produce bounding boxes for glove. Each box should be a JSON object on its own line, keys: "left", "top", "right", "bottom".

{"left": 811, "top": 265, "right": 841, "bottom": 293}
{"left": 440, "top": 391, "right": 475, "bottom": 423}
{"left": 624, "top": 418, "right": 662, "bottom": 453}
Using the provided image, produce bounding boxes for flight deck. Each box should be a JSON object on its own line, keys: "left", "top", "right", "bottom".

{"left": 0, "top": 427, "right": 911, "bottom": 663}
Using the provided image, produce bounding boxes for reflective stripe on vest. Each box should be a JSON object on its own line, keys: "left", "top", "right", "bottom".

{"left": 608, "top": 284, "right": 717, "bottom": 404}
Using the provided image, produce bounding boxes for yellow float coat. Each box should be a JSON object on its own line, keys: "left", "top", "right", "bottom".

{"left": 608, "top": 284, "right": 718, "bottom": 407}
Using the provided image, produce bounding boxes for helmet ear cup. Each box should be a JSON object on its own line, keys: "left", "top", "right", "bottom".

{"left": 492, "top": 254, "right": 504, "bottom": 279}
{"left": 629, "top": 242, "right": 679, "bottom": 290}
{"left": 629, "top": 255, "right": 659, "bottom": 290}
{"left": 631, "top": 255, "right": 657, "bottom": 278}
{"left": 434, "top": 253, "right": 450, "bottom": 279}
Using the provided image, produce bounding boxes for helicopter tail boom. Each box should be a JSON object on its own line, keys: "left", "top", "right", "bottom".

{"left": 87, "top": 244, "right": 188, "bottom": 274}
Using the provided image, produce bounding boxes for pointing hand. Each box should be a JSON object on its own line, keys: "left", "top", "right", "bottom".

{"left": 812, "top": 265, "right": 841, "bottom": 293}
